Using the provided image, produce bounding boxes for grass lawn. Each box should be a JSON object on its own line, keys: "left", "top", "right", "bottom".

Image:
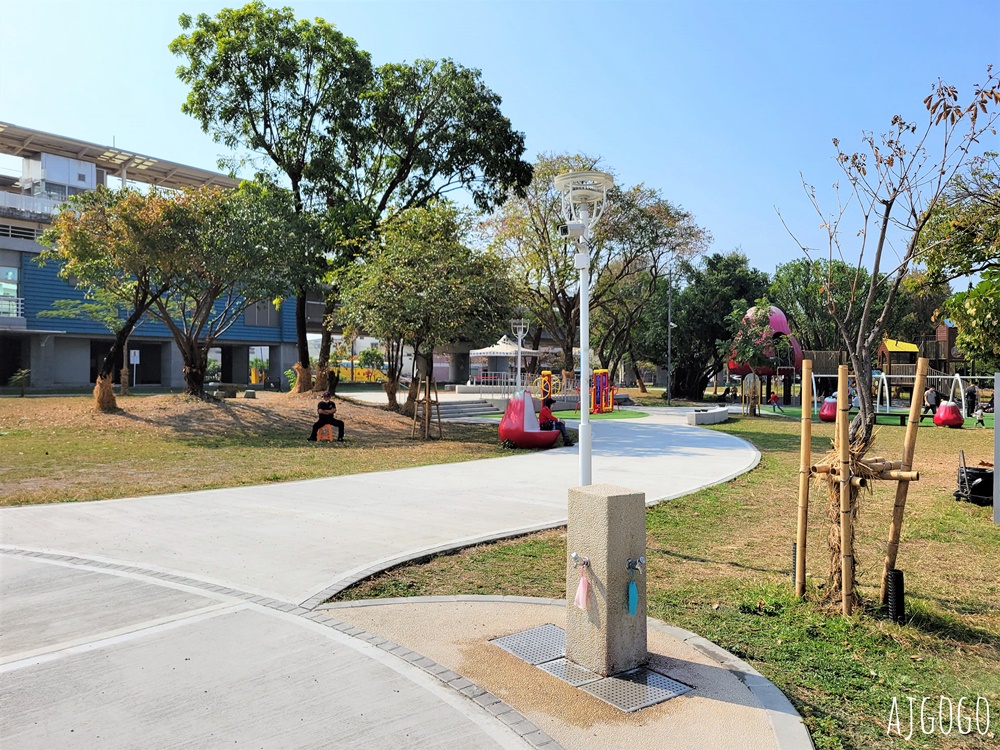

{"left": 333, "top": 415, "right": 999, "bottom": 750}
{"left": 762, "top": 404, "right": 996, "bottom": 430}
{"left": 0, "top": 392, "right": 512, "bottom": 506}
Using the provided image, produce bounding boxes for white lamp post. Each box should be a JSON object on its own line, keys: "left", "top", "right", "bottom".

{"left": 511, "top": 312, "right": 528, "bottom": 390}
{"left": 554, "top": 170, "right": 613, "bottom": 486}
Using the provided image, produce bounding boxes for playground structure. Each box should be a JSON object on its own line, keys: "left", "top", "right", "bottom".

{"left": 795, "top": 358, "right": 926, "bottom": 617}
{"left": 728, "top": 305, "right": 803, "bottom": 413}
{"left": 811, "top": 370, "right": 993, "bottom": 420}
{"left": 498, "top": 390, "right": 560, "bottom": 449}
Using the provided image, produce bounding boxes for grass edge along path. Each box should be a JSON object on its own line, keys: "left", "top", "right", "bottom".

{"left": 332, "top": 416, "right": 999, "bottom": 750}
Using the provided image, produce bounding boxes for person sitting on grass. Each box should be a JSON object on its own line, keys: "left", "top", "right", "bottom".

{"left": 768, "top": 392, "right": 785, "bottom": 413}
{"left": 308, "top": 391, "right": 344, "bottom": 442}
{"left": 539, "top": 397, "right": 573, "bottom": 447}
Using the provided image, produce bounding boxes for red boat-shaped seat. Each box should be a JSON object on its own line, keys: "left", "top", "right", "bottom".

{"left": 498, "top": 391, "right": 561, "bottom": 449}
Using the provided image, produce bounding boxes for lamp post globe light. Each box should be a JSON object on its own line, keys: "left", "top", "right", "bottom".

{"left": 554, "top": 170, "right": 613, "bottom": 486}
{"left": 510, "top": 311, "right": 528, "bottom": 390}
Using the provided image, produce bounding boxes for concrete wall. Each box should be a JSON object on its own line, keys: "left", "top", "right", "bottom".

{"left": 52, "top": 337, "right": 89, "bottom": 385}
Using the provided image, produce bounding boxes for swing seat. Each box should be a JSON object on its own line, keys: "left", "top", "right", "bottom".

{"left": 317, "top": 424, "right": 336, "bottom": 442}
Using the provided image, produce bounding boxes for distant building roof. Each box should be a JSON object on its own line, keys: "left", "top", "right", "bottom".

{"left": 882, "top": 338, "right": 918, "bottom": 353}
{"left": 0, "top": 122, "right": 239, "bottom": 191}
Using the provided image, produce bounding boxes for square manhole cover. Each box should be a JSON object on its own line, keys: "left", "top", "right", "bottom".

{"left": 491, "top": 623, "right": 565, "bottom": 665}
{"left": 537, "top": 658, "right": 602, "bottom": 687}
{"left": 581, "top": 668, "right": 692, "bottom": 712}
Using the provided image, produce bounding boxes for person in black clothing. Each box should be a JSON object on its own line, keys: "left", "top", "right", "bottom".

{"left": 921, "top": 386, "right": 940, "bottom": 416}
{"left": 965, "top": 383, "right": 978, "bottom": 416}
{"left": 308, "top": 391, "right": 344, "bottom": 441}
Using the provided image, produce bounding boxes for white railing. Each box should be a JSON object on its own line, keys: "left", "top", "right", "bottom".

{"left": 0, "top": 192, "right": 63, "bottom": 216}
{"left": 0, "top": 297, "right": 24, "bottom": 317}
{"left": 471, "top": 371, "right": 517, "bottom": 398}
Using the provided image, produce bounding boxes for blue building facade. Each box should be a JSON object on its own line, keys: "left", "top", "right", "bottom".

{"left": 0, "top": 123, "right": 308, "bottom": 389}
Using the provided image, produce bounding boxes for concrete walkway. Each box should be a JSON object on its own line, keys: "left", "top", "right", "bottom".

{"left": 0, "top": 411, "right": 812, "bottom": 749}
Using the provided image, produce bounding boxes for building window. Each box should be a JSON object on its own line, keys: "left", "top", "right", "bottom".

{"left": 0, "top": 265, "right": 18, "bottom": 298}
{"left": 244, "top": 300, "right": 279, "bottom": 328}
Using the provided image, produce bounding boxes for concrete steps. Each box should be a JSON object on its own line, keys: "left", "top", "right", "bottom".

{"left": 417, "top": 400, "right": 498, "bottom": 420}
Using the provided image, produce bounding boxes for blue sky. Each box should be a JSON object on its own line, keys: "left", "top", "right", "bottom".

{"left": 1, "top": 0, "right": 997, "bottom": 276}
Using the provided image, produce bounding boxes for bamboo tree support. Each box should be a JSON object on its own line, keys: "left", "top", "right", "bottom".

{"left": 411, "top": 376, "right": 443, "bottom": 440}
{"left": 795, "top": 359, "right": 813, "bottom": 597}
{"left": 837, "top": 365, "right": 854, "bottom": 617}
{"left": 879, "top": 357, "right": 929, "bottom": 605}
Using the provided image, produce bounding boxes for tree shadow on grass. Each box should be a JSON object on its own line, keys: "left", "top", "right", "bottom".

{"left": 647, "top": 545, "right": 788, "bottom": 576}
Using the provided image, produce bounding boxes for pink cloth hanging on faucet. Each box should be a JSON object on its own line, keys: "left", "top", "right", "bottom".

{"left": 574, "top": 568, "right": 590, "bottom": 610}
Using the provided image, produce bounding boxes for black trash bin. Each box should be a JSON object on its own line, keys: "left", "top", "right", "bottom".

{"left": 955, "top": 451, "right": 994, "bottom": 506}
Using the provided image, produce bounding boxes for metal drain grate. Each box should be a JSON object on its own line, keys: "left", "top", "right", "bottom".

{"left": 581, "top": 668, "right": 692, "bottom": 712}
{"left": 491, "top": 623, "right": 566, "bottom": 665}
{"left": 537, "top": 658, "right": 602, "bottom": 687}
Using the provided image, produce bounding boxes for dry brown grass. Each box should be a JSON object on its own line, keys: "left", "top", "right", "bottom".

{"left": 0, "top": 391, "right": 509, "bottom": 506}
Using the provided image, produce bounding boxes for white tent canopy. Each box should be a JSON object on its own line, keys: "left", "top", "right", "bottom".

{"left": 469, "top": 335, "right": 540, "bottom": 358}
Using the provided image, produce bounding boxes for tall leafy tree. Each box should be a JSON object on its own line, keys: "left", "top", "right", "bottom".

{"left": 920, "top": 152, "right": 1000, "bottom": 368}
{"left": 590, "top": 189, "right": 710, "bottom": 380}
{"left": 37, "top": 187, "right": 192, "bottom": 411}
{"left": 170, "top": 1, "right": 372, "bottom": 392}
{"left": 340, "top": 204, "right": 516, "bottom": 413}
{"left": 488, "top": 154, "right": 706, "bottom": 378}
{"left": 637, "top": 251, "right": 769, "bottom": 400}
{"left": 147, "top": 183, "right": 294, "bottom": 397}
{"left": 306, "top": 57, "right": 533, "bottom": 389}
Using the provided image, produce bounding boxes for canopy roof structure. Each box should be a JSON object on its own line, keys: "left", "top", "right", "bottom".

{"left": 0, "top": 122, "right": 239, "bottom": 191}
{"left": 469, "top": 335, "right": 540, "bottom": 358}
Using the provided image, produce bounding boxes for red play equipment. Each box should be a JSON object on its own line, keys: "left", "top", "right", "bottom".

{"left": 498, "top": 391, "right": 560, "bottom": 449}
{"left": 934, "top": 401, "right": 965, "bottom": 428}
{"left": 818, "top": 397, "right": 837, "bottom": 423}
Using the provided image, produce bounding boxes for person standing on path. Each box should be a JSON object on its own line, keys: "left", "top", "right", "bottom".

{"left": 308, "top": 391, "right": 345, "bottom": 442}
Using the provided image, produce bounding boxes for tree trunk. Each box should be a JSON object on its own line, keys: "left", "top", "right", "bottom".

{"left": 120, "top": 365, "right": 130, "bottom": 397}
{"left": 632, "top": 362, "right": 648, "bottom": 393}
{"left": 182, "top": 348, "right": 208, "bottom": 397}
{"left": 292, "top": 293, "right": 313, "bottom": 393}
{"left": 92, "top": 308, "right": 147, "bottom": 412}
{"left": 313, "top": 299, "right": 336, "bottom": 392}
{"left": 402, "top": 350, "right": 430, "bottom": 418}
{"left": 383, "top": 378, "right": 400, "bottom": 411}
{"left": 327, "top": 370, "right": 341, "bottom": 396}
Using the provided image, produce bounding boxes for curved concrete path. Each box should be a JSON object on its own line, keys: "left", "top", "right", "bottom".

{"left": 0, "top": 411, "right": 808, "bottom": 749}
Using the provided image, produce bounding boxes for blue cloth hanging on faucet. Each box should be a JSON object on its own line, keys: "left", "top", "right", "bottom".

{"left": 628, "top": 576, "right": 638, "bottom": 616}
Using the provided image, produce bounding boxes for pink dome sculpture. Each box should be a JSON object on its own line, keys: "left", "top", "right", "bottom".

{"left": 933, "top": 401, "right": 964, "bottom": 428}
{"left": 728, "top": 305, "right": 804, "bottom": 376}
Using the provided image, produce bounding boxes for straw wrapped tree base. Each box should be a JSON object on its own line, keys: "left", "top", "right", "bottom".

{"left": 290, "top": 362, "right": 312, "bottom": 394}
{"left": 93, "top": 374, "right": 117, "bottom": 412}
